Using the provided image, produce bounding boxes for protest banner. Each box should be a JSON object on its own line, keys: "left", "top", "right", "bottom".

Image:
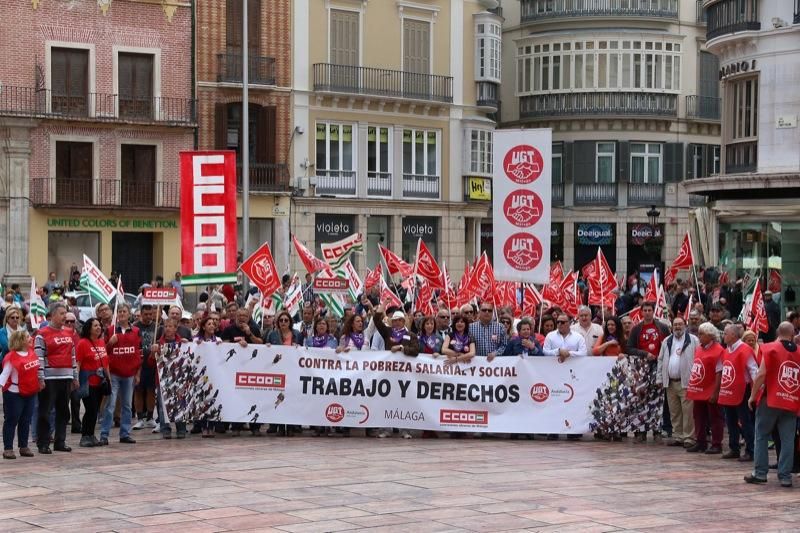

{"left": 158, "top": 343, "right": 617, "bottom": 434}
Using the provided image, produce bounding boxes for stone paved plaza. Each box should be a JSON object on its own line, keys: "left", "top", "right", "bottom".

{"left": 0, "top": 430, "right": 797, "bottom": 532}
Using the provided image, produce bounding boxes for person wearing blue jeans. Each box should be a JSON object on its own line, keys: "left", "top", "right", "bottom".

{"left": 744, "top": 323, "right": 799, "bottom": 488}
{"left": 99, "top": 375, "right": 135, "bottom": 445}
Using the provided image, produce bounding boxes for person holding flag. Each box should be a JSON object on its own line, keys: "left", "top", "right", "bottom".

{"left": 626, "top": 301, "right": 671, "bottom": 443}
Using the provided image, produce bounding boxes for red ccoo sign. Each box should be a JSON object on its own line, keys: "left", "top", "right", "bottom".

{"left": 312, "top": 276, "right": 350, "bottom": 293}
{"left": 140, "top": 287, "right": 178, "bottom": 305}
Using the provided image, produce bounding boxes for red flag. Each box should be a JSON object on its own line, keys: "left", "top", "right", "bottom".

{"left": 379, "top": 244, "right": 414, "bottom": 278}
{"left": 669, "top": 233, "right": 695, "bottom": 272}
{"left": 494, "top": 281, "right": 518, "bottom": 313}
{"left": 414, "top": 239, "right": 444, "bottom": 289}
{"left": 364, "top": 263, "right": 382, "bottom": 290}
{"left": 628, "top": 306, "right": 643, "bottom": 325}
{"left": 748, "top": 282, "right": 769, "bottom": 334}
{"left": 719, "top": 270, "right": 729, "bottom": 286}
{"left": 542, "top": 262, "right": 564, "bottom": 306}
{"left": 769, "top": 269, "right": 782, "bottom": 294}
{"left": 664, "top": 267, "right": 678, "bottom": 286}
{"left": 240, "top": 242, "right": 282, "bottom": 297}
{"left": 441, "top": 263, "right": 457, "bottom": 308}
{"left": 521, "top": 284, "right": 544, "bottom": 317}
{"left": 455, "top": 262, "right": 472, "bottom": 308}
{"left": 587, "top": 248, "right": 618, "bottom": 307}
{"left": 379, "top": 276, "right": 403, "bottom": 309}
{"left": 560, "top": 271, "right": 579, "bottom": 318}
{"left": 415, "top": 280, "right": 436, "bottom": 316}
{"left": 292, "top": 235, "right": 328, "bottom": 274}
{"left": 645, "top": 270, "right": 659, "bottom": 302}
{"left": 463, "top": 254, "right": 495, "bottom": 302}
{"left": 683, "top": 293, "right": 694, "bottom": 322}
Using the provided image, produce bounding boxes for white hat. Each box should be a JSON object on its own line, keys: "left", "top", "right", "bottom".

{"left": 391, "top": 311, "right": 405, "bottom": 321}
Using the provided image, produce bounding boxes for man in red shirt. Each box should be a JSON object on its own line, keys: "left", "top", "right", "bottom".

{"left": 745, "top": 322, "right": 800, "bottom": 487}
{"left": 627, "top": 301, "right": 671, "bottom": 442}
{"left": 99, "top": 304, "right": 141, "bottom": 445}
{"left": 34, "top": 303, "right": 79, "bottom": 454}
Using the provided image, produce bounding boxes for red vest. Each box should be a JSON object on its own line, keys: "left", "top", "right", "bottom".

{"left": 3, "top": 351, "right": 41, "bottom": 396}
{"left": 718, "top": 343, "right": 754, "bottom": 406}
{"left": 763, "top": 341, "right": 800, "bottom": 413}
{"left": 36, "top": 326, "right": 74, "bottom": 368}
{"left": 687, "top": 342, "right": 724, "bottom": 401}
{"left": 105, "top": 325, "right": 142, "bottom": 378}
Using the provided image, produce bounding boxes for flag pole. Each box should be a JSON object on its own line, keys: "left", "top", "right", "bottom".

{"left": 377, "top": 244, "right": 405, "bottom": 305}
{"left": 442, "top": 259, "right": 451, "bottom": 322}
{"left": 687, "top": 232, "right": 702, "bottom": 301}
{"left": 598, "top": 247, "right": 605, "bottom": 325}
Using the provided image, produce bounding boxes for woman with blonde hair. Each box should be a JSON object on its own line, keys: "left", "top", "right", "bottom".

{"left": 0, "top": 307, "right": 25, "bottom": 361}
{"left": 742, "top": 329, "right": 760, "bottom": 363}
{"left": 0, "top": 330, "right": 42, "bottom": 458}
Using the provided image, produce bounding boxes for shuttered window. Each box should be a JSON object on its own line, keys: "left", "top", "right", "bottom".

{"left": 215, "top": 103, "right": 276, "bottom": 164}
{"left": 121, "top": 144, "right": 156, "bottom": 206}
{"left": 51, "top": 48, "right": 88, "bottom": 115}
{"left": 226, "top": 0, "right": 260, "bottom": 53}
{"left": 330, "top": 9, "right": 359, "bottom": 66}
{"left": 118, "top": 53, "right": 153, "bottom": 118}
{"left": 55, "top": 141, "right": 92, "bottom": 205}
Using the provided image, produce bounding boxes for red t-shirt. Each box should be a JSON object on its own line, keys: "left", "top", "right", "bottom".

{"left": 637, "top": 322, "right": 664, "bottom": 356}
{"left": 76, "top": 338, "right": 108, "bottom": 386}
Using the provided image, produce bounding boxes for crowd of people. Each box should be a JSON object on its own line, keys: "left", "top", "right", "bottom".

{"left": 1, "top": 269, "right": 799, "bottom": 488}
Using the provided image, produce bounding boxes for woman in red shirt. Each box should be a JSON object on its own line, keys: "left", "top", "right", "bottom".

{"left": 0, "top": 330, "right": 41, "bottom": 459}
{"left": 593, "top": 317, "right": 625, "bottom": 358}
{"left": 76, "top": 318, "right": 110, "bottom": 448}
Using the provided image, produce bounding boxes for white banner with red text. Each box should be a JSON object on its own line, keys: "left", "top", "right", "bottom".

{"left": 157, "top": 343, "right": 617, "bottom": 434}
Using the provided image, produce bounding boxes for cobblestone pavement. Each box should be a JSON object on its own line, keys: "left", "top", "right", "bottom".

{"left": 0, "top": 429, "right": 796, "bottom": 532}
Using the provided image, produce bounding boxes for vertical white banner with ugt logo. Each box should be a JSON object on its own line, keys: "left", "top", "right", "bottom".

{"left": 492, "top": 129, "right": 552, "bottom": 284}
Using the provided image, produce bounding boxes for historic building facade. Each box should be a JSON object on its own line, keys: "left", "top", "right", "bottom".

{"left": 291, "top": 0, "right": 501, "bottom": 275}
{"left": 686, "top": 1, "right": 800, "bottom": 316}
{"left": 0, "top": 0, "right": 194, "bottom": 290}
{"left": 500, "top": 0, "right": 721, "bottom": 277}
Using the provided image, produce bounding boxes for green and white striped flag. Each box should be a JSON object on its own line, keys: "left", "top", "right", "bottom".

{"left": 335, "top": 259, "right": 363, "bottom": 303}
{"left": 320, "top": 292, "right": 344, "bottom": 318}
{"left": 321, "top": 233, "right": 364, "bottom": 270}
{"left": 271, "top": 291, "right": 284, "bottom": 312}
{"left": 29, "top": 278, "right": 47, "bottom": 329}
{"left": 81, "top": 254, "right": 117, "bottom": 304}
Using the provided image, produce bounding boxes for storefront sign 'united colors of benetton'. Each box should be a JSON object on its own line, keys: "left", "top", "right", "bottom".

{"left": 179, "top": 151, "right": 238, "bottom": 285}
{"left": 492, "top": 130, "right": 552, "bottom": 284}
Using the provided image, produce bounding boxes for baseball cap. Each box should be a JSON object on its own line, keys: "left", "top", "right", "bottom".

{"left": 391, "top": 311, "right": 405, "bottom": 320}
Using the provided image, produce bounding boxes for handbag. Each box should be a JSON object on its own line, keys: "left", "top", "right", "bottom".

{"left": 99, "top": 377, "right": 112, "bottom": 396}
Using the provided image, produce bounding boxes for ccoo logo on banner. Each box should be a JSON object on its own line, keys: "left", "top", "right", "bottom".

{"left": 493, "top": 131, "right": 552, "bottom": 284}
{"left": 157, "top": 343, "right": 617, "bottom": 434}
{"left": 179, "top": 151, "right": 238, "bottom": 285}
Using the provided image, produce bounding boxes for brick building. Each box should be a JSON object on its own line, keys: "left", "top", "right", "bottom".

{"left": 0, "top": 0, "right": 195, "bottom": 291}
{"left": 195, "top": 0, "right": 294, "bottom": 269}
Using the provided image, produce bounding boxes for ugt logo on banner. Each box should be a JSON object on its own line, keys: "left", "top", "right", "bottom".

{"left": 493, "top": 130, "right": 552, "bottom": 284}
{"left": 179, "top": 151, "right": 238, "bottom": 284}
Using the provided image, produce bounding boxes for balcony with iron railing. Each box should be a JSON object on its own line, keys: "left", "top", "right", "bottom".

{"left": 574, "top": 182, "right": 618, "bottom": 206}
{"left": 30, "top": 178, "right": 180, "bottom": 209}
{"left": 520, "top": 0, "right": 678, "bottom": 22}
{"left": 628, "top": 182, "right": 665, "bottom": 205}
{"left": 476, "top": 81, "right": 499, "bottom": 110}
{"left": 706, "top": 0, "right": 761, "bottom": 41}
{"left": 725, "top": 141, "right": 758, "bottom": 174}
{"left": 315, "top": 170, "right": 357, "bottom": 196}
{"left": 217, "top": 54, "right": 277, "bottom": 85}
{"left": 520, "top": 92, "right": 677, "bottom": 119}
{"left": 686, "top": 95, "right": 721, "bottom": 121}
{"left": 402, "top": 174, "right": 440, "bottom": 200}
{"left": 367, "top": 171, "right": 392, "bottom": 198}
{"left": 236, "top": 163, "right": 290, "bottom": 193}
{"left": 0, "top": 87, "right": 196, "bottom": 125}
{"left": 313, "top": 64, "right": 453, "bottom": 103}
{"left": 552, "top": 182, "right": 565, "bottom": 206}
